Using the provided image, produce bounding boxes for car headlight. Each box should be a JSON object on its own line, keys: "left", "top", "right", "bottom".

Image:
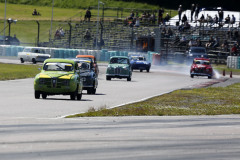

{"left": 107, "top": 67, "right": 113, "bottom": 71}
{"left": 122, "top": 66, "right": 128, "bottom": 70}
{"left": 189, "top": 54, "right": 193, "bottom": 56}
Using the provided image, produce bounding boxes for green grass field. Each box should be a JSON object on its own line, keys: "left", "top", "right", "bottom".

{"left": 0, "top": 63, "right": 41, "bottom": 80}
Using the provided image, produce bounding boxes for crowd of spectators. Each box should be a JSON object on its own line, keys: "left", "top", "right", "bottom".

{"left": 54, "top": 27, "right": 65, "bottom": 39}
{"left": 161, "top": 27, "right": 174, "bottom": 38}
{"left": 177, "top": 4, "right": 237, "bottom": 28}
{"left": 125, "top": 10, "right": 157, "bottom": 27}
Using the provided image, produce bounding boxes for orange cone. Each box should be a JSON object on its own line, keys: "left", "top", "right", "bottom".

{"left": 223, "top": 69, "right": 225, "bottom": 76}
{"left": 230, "top": 71, "right": 232, "bottom": 78}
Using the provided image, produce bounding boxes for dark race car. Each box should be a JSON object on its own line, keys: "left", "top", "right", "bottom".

{"left": 190, "top": 58, "right": 214, "bottom": 79}
{"left": 74, "top": 59, "right": 98, "bottom": 94}
{"left": 130, "top": 55, "right": 151, "bottom": 72}
{"left": 186, "top": 47, "right": 208, "bottom": 64}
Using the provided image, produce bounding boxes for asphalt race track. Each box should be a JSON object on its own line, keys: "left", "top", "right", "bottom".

{"left": 0, "top": 63, "right": 212, "bottom": 119}
{"left": 0, "top": 58, "right": 240, "bottom": 160}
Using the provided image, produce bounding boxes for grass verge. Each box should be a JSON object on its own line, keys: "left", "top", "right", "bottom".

{"left": 0, "top": 63, "right": 41, "bottom": 80}
{"left": 213, "top": 64, "right": 240, "bottom": 75}
{"left": 66, "top": 83, "right": 240, "bottom": 117}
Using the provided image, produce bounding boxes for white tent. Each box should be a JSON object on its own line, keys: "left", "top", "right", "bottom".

{"left": 168, "top": 9, "right": 240, "bottom": 28}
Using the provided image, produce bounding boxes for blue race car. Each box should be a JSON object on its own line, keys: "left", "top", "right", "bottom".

{"left": 130, "top": 55, "right": 151, "bottom": 72}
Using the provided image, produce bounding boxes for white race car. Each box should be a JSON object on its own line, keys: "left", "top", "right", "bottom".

{"left": 18, "top": 47, "right": 51, "bottom": 64}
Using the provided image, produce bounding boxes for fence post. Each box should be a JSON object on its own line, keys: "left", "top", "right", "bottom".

{"left": 68, "top": 22, "right": 72, "bottom": 48}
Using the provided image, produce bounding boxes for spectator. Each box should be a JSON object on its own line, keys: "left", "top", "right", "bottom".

{"left": 212, "top": 37, "right": 219, "bottom": 48}
{"left": 32, "top": 9, "right": 37, "bottom": 15}
{"left": 225, "top": 15, "right": 230, "bottom": 24}
{"left": 221, "top": 40, "right": 229, "bottom": 52}
{"left": 230, "top": 15, "right": 236, "bottom": 25}
{"left": 178, "top": 21, "right": 190, "bottom": 32}
{"left": 200, "top": 14, "right": 205, "bottom": 22}
{"left": 141, "top": 11, "right": 147, "bottom": 19}
{"left": 181, "top": 14, "right": 187, "bottom": 24}
{"left": 129, "top": 18, "right": 136, "bottom": 27}
{"left": 161, "top": 27, "right": 166, "bottom": 37}
{"left": 194, "top": 4, "right": 200, "bottom": 22}
{"left": 128, "top": 10, "right": 135, "bottom": 20}
{"left": 205, "top": 36, "right": 214, "bottom": 48}
{"left": 218, "top": 8, "right": 224, "bottom": 24}
{"left": 206, "top": 14, "right": 213, "bottom": 26}
{"left": 32, "top": 9, "right": 40, "bottom": 16}
{"left": 163, "top": 13, "right": 170, "bottom": 25}
{"left": 59, "top": 28, "right": 65, "bottom": 37}
{"left": 134, "top": 18, "right": 140, "bottom": 27}
{"left": 183, "top": 21, "right": 191, "bottom": 30}
{"left": 150, "top": 13, "right": 156, "bottom": 24}
{"left": 178, "top": 5, "right": 183, "bottom": 22}
{"left": 199, "top": 14, "right": 205, "bottom": 25}
{"left": 179, "top": 36, "right": 187, "bottom": 45}
{"left": 196, "top": 38, "right": 202, "bottom": 47}
{"left": 213, "top": 15, "right": 219, "bottom": 25}
{"left": 135, "top": 11, "right": 139, "bottom": 18}
{"left": 231, "top": 44, "right": 238, "bottom": 56}
{"left": 54, "top": 28, "right": 61, "bottom": 39}
{"left": 188, "top": 39, "right": 197, "bottom": 47}
{"left": 158, "top": 8, "right": 164, "bottom": 24}
{"left": 84, "top": 29, "right": 91, "bottom": 40}
{"left": 85, "top": 8, "right": 92, "bottom": 22}
{"left": 190, "top": 4, "right": 195, "bottom": 22}
{"left": 166, "top": 27, "right": 173, "bottom": 38}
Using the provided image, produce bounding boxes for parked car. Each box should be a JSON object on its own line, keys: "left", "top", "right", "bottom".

{"left": 34, "top": 59, "right": 83, "bottom": 100}
{"left": 18, "top": 47, "right": 51, "bottom": 64}
{"left": 76, "top": 55, "right": 99, "bottom": 76}
{"left": 186, "top": 47, "right": 208, "bottom": 63}
{"left": 130, "top": 55, "right": 151, "bottom": 72}
{"left": 106, "top": 56, "right": 132, "bottom": 81}
{"left": 190, "top": 58, "right": 214, "bottom": 79}
{"left": 74, "top": 59, "right": 98, "bottom": 94}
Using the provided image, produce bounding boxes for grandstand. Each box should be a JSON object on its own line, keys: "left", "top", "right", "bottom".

{"left": 39, "top": 8, "right": 240, "bottom": 64}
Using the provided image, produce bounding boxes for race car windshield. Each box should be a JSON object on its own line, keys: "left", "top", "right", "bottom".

{"left": 195, "top": 60, "right": 210, "bottom": 65}
{"left": 190, "top": 48, "right": 206, "bottom": 54}
{"left": 110, "top": 58, "right": 128, "bottom": 64}
{"left": 78, "top": 62, "right": 90, "bottom": 71}
{"left": 131, "top": 56, "right": 145, "bottom": 61}
{"left": 138, "top": 57, "right": 145, "bottom": 61}
{"left": 43, "top": 62, "right": 73, "bottom": 71}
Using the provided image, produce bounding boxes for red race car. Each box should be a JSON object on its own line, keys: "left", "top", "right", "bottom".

{"left": 190, "top": 58, "right": 213, "bottom": 79}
